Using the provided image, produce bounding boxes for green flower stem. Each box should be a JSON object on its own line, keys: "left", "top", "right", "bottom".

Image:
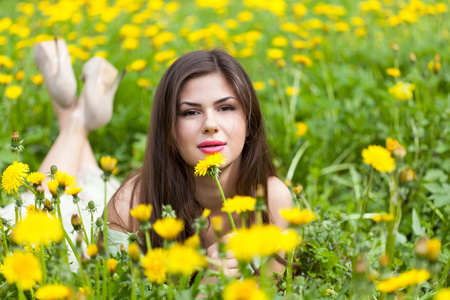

{"left": 214, "top": 176, "right": 237, "bottom": 231}
{"left": 29, "top": 287, "right": 35, "bottom": 300}
{"left": 14, "top": 191, "right": 19, "bottom": 223}
{"left": 257, "top": 211, "right": 263, "bottom": 225}
{"left": 438, "top": 252, "right": 450, "bottom": 289}
{"left": 386, "top": 173, "right": 398, "bottom": 267}
{"left": 90, "top": 213, "right": 94, "bottom": 244}
{"left": 103, "top": 180, "right": 108, "bottom": 250}
{"left": 130, "top": 265, "right": 137, "bottom": 300}
{"left": 76, "top": 202, "right": 90, "bottom": 245}
{"left": 286, "top": 251, "right": 293, "bottom": 295}
{"left": 102, "top": 179, "right": 108, "bottom": 300}
{"left": 40, "top": 246, "right": 47, "bottom": 283}
{"left": 22, "top": 182, "right": 36, "bottom": 196}
{"left": 259, "top": 256, "right": 266, "bottom": 291}
{"left": 17, "top": 286, "right": 26, "bottom": 300}
{"left": 144, "top": 230, "right": 152, "bottom": 251}
{"left": 241, "top": 215, "right": 246, "bottom": 229}
{"left": 356, "top": 172, "right": 375, "bottom": 240}
{"left": 95, "top": 262, "right": 101, "bottom": 299}
{"left": 0, "top": 217, "right": 8, "bottom": 255}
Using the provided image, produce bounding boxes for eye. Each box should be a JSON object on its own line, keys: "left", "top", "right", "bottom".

{"left": 218, "top": 105, "right": 235, "bottom": 112}
{"left": 181, "top": 110, "right": 200, "bottom": 116}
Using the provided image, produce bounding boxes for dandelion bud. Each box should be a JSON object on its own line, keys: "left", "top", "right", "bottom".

{"left": 11, "top": 130, "right": 19, "bottom": 141}
{"left": 81, "top": 254, "right": 89, "bottom": 264}
{"left": 44, "top": 199, "right": 54, "bottom": 212}
{"left": 120, "top": 244, "right": 126, "bottom": 253}
{"left": 71, "top": 214, "right": 82, "bottom": 231}
{"left": 128, "top": 243, "right": 140, "bottom": 262}
{"left": 284, "top": 179, "right": 292, "bottom": 187}
{"left": 255, "top": 184, "right": 265, "bottom": 198}
{"left": 212, "top": 216, "right": 223, "bottom": 234}
{"left": 50, "top": 165, "right": 58, "bottom": 176}
{"left": 112, "top": 273, "right": 119, "bottom": 281}
{"left": 400, "top": 168, "right": 417, "bottom": 182}
{"left": 87, "top": 201, "right": 96, "bottom": 213}
{"left": 391, "top": 43, "right": 399, "bottom": 51}
{"left": 426, "top": 238, "right": 441, "bottom": 262}
{"left": 36, "top": 184, "right": 44, "bottom": 198}
{"left": 355, "top": 254, "right": 368, "bottom": 274}
{"left": 293, "top": 185, "right": 303, "bottom": 196}
{"left": 76, "top": 232, "right": 83, "bottom": 246}
{"left": 393, "top": 146, "right": 407, "bottom": 159}
{"left": 409, "top": 52, "right": 416, "bottom": 62}
{"left": 379, "top": 253, "right": 389, "bottom": 267}
{"left": 15, "top": 197, "right": 23, "bottom": 208}
{"left": 97, "top": 241, "right": 104, "bottom": 252}
{"left": 277, "top": 59, "right": 286, "bottom": 68}
{"left": 254, "top": 198, "right": 267, "bottom": 212}
{"left": 414, "top": 237, "right": 428, "bottom": 257}
{"left": 128, "top": 232, "right": 138, "bottom": 243}
{"left": 95, "top": 217, "right": 104, "bottom": 228}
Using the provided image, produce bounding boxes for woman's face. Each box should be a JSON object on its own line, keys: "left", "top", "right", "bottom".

{"left": 175, "top": 73, "right": 247, "bottom": 170}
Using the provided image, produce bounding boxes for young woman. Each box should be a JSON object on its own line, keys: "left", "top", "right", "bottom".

{"left": 106, "top": 49, "right": 292, "bottom": 275}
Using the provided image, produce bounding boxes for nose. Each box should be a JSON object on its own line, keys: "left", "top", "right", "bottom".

{"left": 202, "top": 111, "right": 219, "bottom": 134}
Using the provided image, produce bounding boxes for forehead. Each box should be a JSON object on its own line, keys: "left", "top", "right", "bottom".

{"left": 178, "top": 73, "right": 237, "bottom": 104}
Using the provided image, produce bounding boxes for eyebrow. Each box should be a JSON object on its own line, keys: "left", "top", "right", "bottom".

{"left": 179, "top": 96, "right": 236, "bottom": 107}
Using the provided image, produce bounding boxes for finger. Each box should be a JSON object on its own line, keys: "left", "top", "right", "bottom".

{"left": 225, "top": 258, "right": 239, "bottom": 269}
{"left": 223, "top": 268, "right": 241, "bottom": 278}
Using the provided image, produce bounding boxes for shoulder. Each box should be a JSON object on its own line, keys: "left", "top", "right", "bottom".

{"left": 266, "top": 176, "right": 293, "bottom": 229}
{"left": 108, "top": 173, "right": 140, "bottom": 232}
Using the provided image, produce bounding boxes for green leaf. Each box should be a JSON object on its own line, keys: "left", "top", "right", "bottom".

{"left": 412, "top": 209, "right": 424, "bottom": 236}
{"left": 423, "top": 183, "right": 443, "bottom": 194}
{"left": 432, "top": 194, "right": 450, "bottom": 208}
{"left": 423, "top": 169, "right": 448, "bottom": 183}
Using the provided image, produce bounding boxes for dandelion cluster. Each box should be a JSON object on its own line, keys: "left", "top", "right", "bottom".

{"left": 12, "top": 211, "right": 63, "bottom": 246}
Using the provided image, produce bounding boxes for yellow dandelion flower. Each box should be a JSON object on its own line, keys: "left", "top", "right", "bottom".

{"left": 362, "top": 145, "right": 396, "bottom": 173}
{"left": 267, "top": 48, "right": 284, "bottom": 60}
{"left": 5, "top": 85, "right": 23, "bottom": 99}
{"left": 435, "top": 288, "right": 450, "bottom": 300}
{"left": 372, "top": 213, "right": 395, "bottom": 222}
{"left": 107, "top": 258, "right": 118, "bottom": 274}
{"left": 335, "top": 21, "right": 350, "bottom": 32}
{"left": 212, "top": 216, "right": 223, "bottom": 233}
{"left": 279, "top": 207, "right": 317, "bottom": 226}
{"left": 222, "top": 195, "right": 256, "bottom": 214}
{"left": 26, "top": 172, "right": 46, "bottom": 186}
{"left": 226, "top": 224, "right": 282, "bottom": 261}
{"left": 12, "top": 211, "right": 63, "bottom": 246}
{"left": 426, "top": 238, "right": 441, "bottom": 262}
{"left": 141, "top": 248, "right": 167, "bottom": 284}
{"left": 0, "top": 73, "right": 13, "bottom": 84}
{"left": 295, "top": 122, "right": 308, "bottom": 136}
{"left": 55, "top": 171, "right": 75, "bottom": 188}
{"left": 271, "top": 36, "right": 288, "bottom": 47}
{"left": 86, "top": 244, "right": 98, "bottom": 258}
{"left": 194, "top": 153, "right": 226, "bottom": 177}
{"left": 153, "top": 217, "right": 184, "bottom": 240}
{"left": 279, "top": 229, "right": 300, "bottom": 253}
{"left": 428, "top": 59, "right": 441, "bottom": 73}
{"left": 47, "top": 179, "right": 58, "bottom": 196}
{"left": 1, "top": 161, "right": 29, "bottom": 194}
{"left": 202, "top": 208, "right": 211, "bottom": 218}
{"left": 129, "top": 59, "right": 146, "bottom": 71}
{"left": 0, "top": 55, "right": 14, "bottom": 69}
{"left": 386, "top": 138, "right": 402, "bottom": 152}
{"left": 26, "top": 204, "right": 36, "bottom": 214}
{"left": 166, "top": 243, "right": 206, "bottom": 276}
{"left": 121, "top": 37, "right": 139, "bottom": 50}
{"left": 223, "top": 279, "right": 269, "bottom": 300}
{"left": 386, "top": 68, "right": 401, "bottom": 77}
{"left": 253, "top": 81, "right": 264, "bottom": 91}
{"left": 130, "top": 204, "right": 153, "bottom": 223}
{"left": 293, "top": 55, "right": 313, "bottom": 67}
{"left": 376, "top": 269, "right": 430, "bottom": 293}
{"left": 66, "top": 186, "right": 82, "bottom": 196}
{"left": 137, "top": 78, "right": 151, "bottom": 88}
{"left": 31, "top": 74, "right": 43, "bottom": 86}
{"left": 388, "top": 81, "right": 415, "bottom": 101}
{"left": 2, "top": 251, "right": 42, "bottom": 291}
{"left": 184, "top": 234, "right": 200, "bottom": 248}
{"left": 100, "top": 156, "right": 118, "bottom": 174}
{"left": 35, "top": 284, "right": 71, "bottom": 300}
{"left": 128, "top": 242, "right": 140, "bottom": 262}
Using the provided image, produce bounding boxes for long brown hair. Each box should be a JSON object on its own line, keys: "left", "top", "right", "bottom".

{"left": 108, "top": 49, "right": 276, "bottom": 251}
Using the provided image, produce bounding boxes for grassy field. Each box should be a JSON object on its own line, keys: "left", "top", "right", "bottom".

{"left": 1, "top": 0, "right": 449, "bottom": 299}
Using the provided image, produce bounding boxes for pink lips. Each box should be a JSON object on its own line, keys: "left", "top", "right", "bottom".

{"left": 198, "top": 140, "right": 225, "bottom": 154}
